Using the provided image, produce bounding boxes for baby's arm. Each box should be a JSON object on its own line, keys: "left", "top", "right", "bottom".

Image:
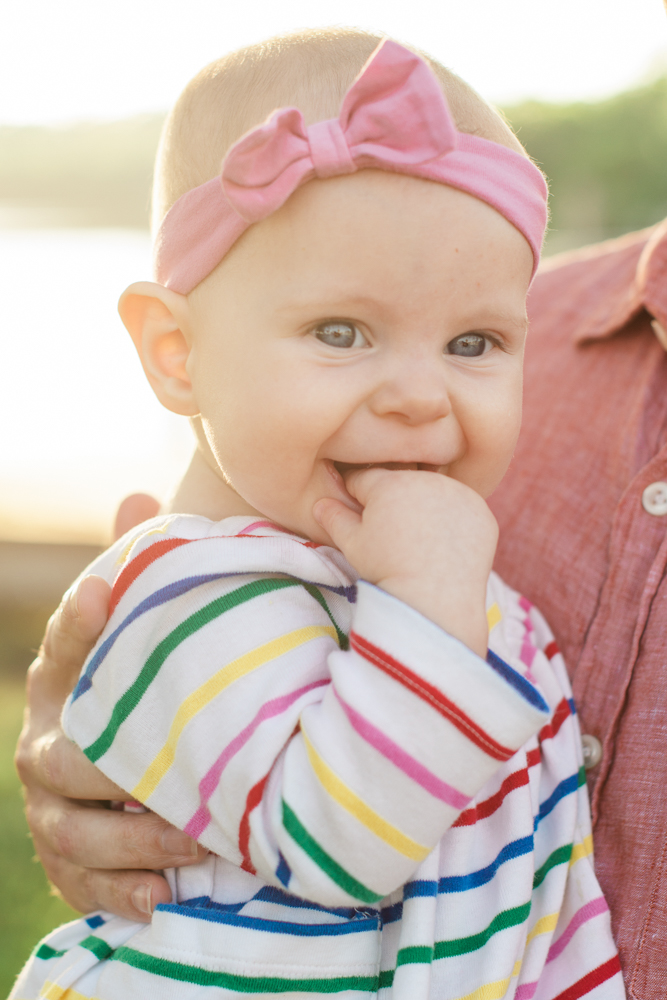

{"left": 62, "top": 490, "right": 548, "bottom": 908}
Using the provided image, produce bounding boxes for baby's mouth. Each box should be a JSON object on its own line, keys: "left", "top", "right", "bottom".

{"left": 333, "top": 461, "right": 446, "bottom": 475}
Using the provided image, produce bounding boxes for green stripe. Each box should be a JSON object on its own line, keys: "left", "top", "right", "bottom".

{"left": 302, "top": 584, "right": 349, "bottom": 650}
{"left": 377, "top": 904, "right": 533, "bottom": 988}
{"left": 112, "top": 946, "right": 378, "bottom": 993}
{"left": 434, "top": 901, "right": 532, "bottom": 959}
{"left": 533, "top": 843, "right": 573, "bottom": 889}
{"left": 35, "top": 944, "right": 66, "bottom": 960}
{"left": 396, "top": 945, "right": 433, "bottom": 967}
{"left": 85, "top": 577, "right": 299, "bottom": 762}
{"left": 80, "top": 934, "right": 114, "bottom": 960}
{"left": 282, "top": 801, "right": 382, "bottom": 904}
{"left": 578, "top": 765, "right": 586, "bottom": 787}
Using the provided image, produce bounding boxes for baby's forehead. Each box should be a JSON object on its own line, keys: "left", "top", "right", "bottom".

{"left": 153, "top": 29, "right": 526, "bottom": 233}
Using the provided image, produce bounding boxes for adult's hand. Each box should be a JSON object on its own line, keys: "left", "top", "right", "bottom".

{"left": 14, "top": 495, "right": 206, "bottom": 922}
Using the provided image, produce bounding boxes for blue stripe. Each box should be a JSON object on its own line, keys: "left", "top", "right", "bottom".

{"left": 401, "top": 836, "right": 534, "bottom": 900}
{"left": 179, "top": 889, "right": 375, "bottom": 921}
{"left": 534, "top": 772, "right": 580, "bottom": 829}
{"left": 486, "top": 649, "right": 549, "bottom": 712}
{"left": 72, "top": 574, "right": 227, "bottom": 700}
{"left": 276, "top": 852, "right": 291, "bottom": 887}
{"left": 85, "top": 914, "right": 105, "bottom": 929}
{"left": 155, "top": 903, "right": 379, "bottom": 936}
{"left": 380, "top": 902, "right": 404, "bottom": 925}
{"left": 568, "top": 698, "right": 576, "bottom": 715}
{"left": 73, "top": 571, "right": 353, "bottom": 703}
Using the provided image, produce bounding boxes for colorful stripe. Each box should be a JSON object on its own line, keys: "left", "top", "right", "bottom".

{"left": 184, "top": 680, "right": 328, "bottom": 840}
{"left": 83, "top": 577, "right": 301, "bottom": 746}
{"left": 302, "top": 731, "right": 430, "bottom": 862}
{"left": 132, "top": 624, "right": 337, "bottom": 801}
{"left": 485, "top": 650, "right": 548, "bottom": 711}
{"left": 334, "top": 691, "right": 470, "bottom": 810}
{"left": 350, "top": 631, "right": 515, "bottom": 761}
{"left": 108, "top": 537, "right": 192, "bottom": 615}
{"left": 487, "top": 603, "right": 502, "bottom": 631}
{"left": 111, "top": 947, "right": 377, "bottom": 993}
{"left": 551, "top": 955, "right": 622, "bottom": 1000}
{"left": 546, "top": 897, "right": 609, "bottom": 963}
{"left": 282, "top": 801, "right": 382, "bottom": 903}
{"left": 453, "top": 751, "right": 540, "bottom": 828}
{"left": 533, "top": 843, "right": 573, "bottom": 889}
{"left": 534, "top": 768, "right": 586, "bottom": 829}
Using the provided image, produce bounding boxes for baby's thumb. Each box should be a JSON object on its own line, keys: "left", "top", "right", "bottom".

{"left": 313, "top": 498, "right": 362, "bottom": 552}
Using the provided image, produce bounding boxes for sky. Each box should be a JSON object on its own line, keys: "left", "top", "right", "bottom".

{"left": 1, "top": 0, "right": 667, "bottom": 127}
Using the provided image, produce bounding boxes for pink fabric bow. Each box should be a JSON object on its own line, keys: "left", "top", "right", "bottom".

{"left": 221, "top": 40, "right": 458, "bottom": 223}
{"left": 154, "top": 39, "right": 548, "bottom": 293}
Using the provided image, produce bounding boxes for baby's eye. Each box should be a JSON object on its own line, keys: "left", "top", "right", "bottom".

{"left": 312, "top": 322, "right": 367, "bottom": 349}
{"left": 446, "top": 332, "right": 493, "bottom": 357}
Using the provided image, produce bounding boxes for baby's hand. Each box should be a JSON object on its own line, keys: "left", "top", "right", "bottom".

{"left": 314, "top": 469, "right": 498, "bottom": 658}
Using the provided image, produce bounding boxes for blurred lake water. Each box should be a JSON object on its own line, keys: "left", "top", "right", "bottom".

{"left": 0, "top": 226, "right": 194, "bottom": 545}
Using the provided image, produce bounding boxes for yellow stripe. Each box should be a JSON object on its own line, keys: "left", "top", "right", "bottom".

{"left": 450, "top": 959, "right": 522, "bottom": 1000}
{"left": 570, "top": 834, "right": 594, "bottom": 866}
{"left": 132, "top": 625, "right": 336, "bottom": 801}
{"left": 41, "top": 983, "right": 98, "bottom": 1000}
{"left": 453, "top": 975, "right": 512, "bottom": 1000}
{"left": 487, "top": 603, "right": 502, "bottom": 632}
{"left": 302, "top": 731, "right": 430, "bottom": 862}
{"left": 526, "top": 911, "right": 559, "bottom": 944}
{"left": 116, "top": 519, "right": 173, "bottom": 566}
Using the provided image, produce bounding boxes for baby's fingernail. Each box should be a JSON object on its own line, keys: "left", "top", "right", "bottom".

{"left": 131, "top": 884, "right": 153, "bottom": 915}
{"left": 162, "top": 827, "right": 199, "bottom": 857}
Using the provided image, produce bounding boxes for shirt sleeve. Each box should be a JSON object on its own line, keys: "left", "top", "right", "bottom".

{"left": 63, "top": 533, "right": 550, "bottom": 907}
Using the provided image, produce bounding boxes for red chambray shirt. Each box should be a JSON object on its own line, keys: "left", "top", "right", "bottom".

{"left": 491, "top": 220, "right": 667, "bottom": 999}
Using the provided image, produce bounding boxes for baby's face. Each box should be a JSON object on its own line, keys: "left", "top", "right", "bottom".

{"left": 186, "top": 170, "right": 533, "bottom": 543}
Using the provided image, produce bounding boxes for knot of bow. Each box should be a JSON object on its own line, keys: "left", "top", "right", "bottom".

{"left": 221, "top": 39, "right": 459, "bottom": 224}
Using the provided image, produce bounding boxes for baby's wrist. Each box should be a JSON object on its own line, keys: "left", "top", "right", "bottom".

{"left": 376, "top": 575, "right": 489, "bottom": 658}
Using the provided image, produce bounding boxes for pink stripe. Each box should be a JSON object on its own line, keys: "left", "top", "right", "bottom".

{"left": 237, "top": 520, "right": 292, "bottom": 535}
{"left": 546, "top": 897, "right": 609, "bottom": 964}
{"left": 334, "top": 691, "right": 471, "bottom": 811}
{"left": 515, "top": 983, "right": 538, "bottom": 1000}
{"left": 184, "top": 680, "right": 328, "bottom": 839}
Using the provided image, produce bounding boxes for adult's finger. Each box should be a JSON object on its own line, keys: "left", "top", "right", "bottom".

{"left": 113, "top": 493, "right": 160, "bottom": 541}
{"left": 33, "top": 837, "right": 173, "bottom": 921}
{"left": 35, "top": 575, "right": 111, "bottom": 696}
{"left": 30, "top": 795, "right": 204, "bottom": 872}
{"left": 17, "top": 729, "right": 126, "bottom": 800}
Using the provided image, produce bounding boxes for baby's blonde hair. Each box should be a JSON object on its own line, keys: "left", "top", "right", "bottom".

{"left": 152, "top": 27, "right": 527, "bottom": 232}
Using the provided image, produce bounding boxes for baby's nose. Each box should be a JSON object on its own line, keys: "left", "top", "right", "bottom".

{"left": 368, "top": 363, "right": 452, "bottom": 425}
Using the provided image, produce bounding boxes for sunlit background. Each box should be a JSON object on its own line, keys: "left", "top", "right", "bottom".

{"left": 1, "top": 0, "right": 667, "bottom": 545}
{"left": 1, "top": 1, "right": 667, "bottom": 989}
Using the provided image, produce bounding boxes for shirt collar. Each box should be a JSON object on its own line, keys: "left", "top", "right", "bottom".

{"left": 537, "top": 219, "right": 667, "bottom": 344}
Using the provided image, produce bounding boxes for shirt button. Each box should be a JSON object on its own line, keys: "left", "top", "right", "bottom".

{"left": 581, "top": 734, "right": 602, "bottom": 770}
{"left": 642, "top": 481, "right": 667, "bottom": 516}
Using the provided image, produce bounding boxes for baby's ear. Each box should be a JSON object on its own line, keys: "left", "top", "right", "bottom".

{"left": 118, "top": 281, "right": 198, "bottom": 416}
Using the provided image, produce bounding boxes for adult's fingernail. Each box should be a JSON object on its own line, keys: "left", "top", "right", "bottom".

{"left": 162, "top": 827, "right": 199, "bottom": 857}
{"left": 131, "top": 884, "right": 153, "bottom": 915}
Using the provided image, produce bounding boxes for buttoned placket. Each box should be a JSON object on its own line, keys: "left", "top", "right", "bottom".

{"left": 573, "top": 442, "right": 667, "bottom": 824}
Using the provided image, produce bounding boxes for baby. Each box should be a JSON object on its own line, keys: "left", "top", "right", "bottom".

{"left": 12, "top": 29, "right": 625, "bottom": 1000}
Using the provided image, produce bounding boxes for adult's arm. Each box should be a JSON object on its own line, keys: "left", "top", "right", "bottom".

{"left": 14, "top": 496, "right": 206, "bottom": 922}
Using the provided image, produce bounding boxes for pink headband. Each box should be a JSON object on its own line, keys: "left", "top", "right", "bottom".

{"left": 154, "top": 39, "right": 548, "bottom": 293}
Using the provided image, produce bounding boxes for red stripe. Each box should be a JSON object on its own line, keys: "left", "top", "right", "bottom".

{"left": 239, "top": 773, "right": 270, "bottom": 874}
{"left": 350, "top": 632, "right": 514, "bottom": 762}
{"left": 539, "top": 697, "right": 572, "bottom": 743}
{"left": 552, "top": 955, "right": 622, "bottom": 1000}
{"left": 453, "top": 749, "right": 541, "bottom": 828}
{"left": 109, "top": 537, "right": 192, "bottom": 616}
{"left": 544, "top": 640, "right": 560, "bottom": 660}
